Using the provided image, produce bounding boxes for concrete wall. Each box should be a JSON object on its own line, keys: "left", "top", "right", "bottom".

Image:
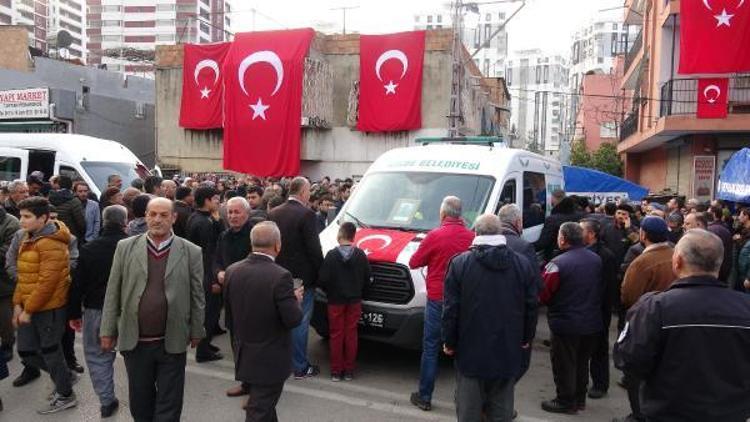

{"left": 155, "top": 30, "right": 507, "bottom": 179}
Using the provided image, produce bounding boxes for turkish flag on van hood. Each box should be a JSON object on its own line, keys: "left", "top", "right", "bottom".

{"left": 354, "top": 228, "right": 418, "bottom": 263}
{"left": 357, "top": 31, "right": 425, "bottom": 132}
{"left": 679, "top": 0, "right": 750, "bottom": 73}
{"left": 697, "top": 78, "right": 729, "bottom": 118}
{"left": 223, "top": 28, "right": 314, "bottom": 176}
{"left": 179, "top": 42, "right": 231, "bottom": 129}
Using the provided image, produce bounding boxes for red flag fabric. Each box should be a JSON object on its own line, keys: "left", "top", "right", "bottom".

{"left": 179, "top": 42, "right": 231, "bottom": 129}
{"left": 223, "top": 28, "right": 314, "bottom": 176}
{"left": 697, "top": 78, "right": 729, "bottom": 119}
{"left": 354, "top": 228, "right": 418, "bottom": 262}
{"left": 679, "top": 0, "right": 750, "bottom": 74}
{"left": 357, "top": 31, "right": 425, "bottom": 132}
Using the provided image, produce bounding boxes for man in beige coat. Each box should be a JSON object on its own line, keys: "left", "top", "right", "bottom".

{"left": 100, "top": 197, "right": 205, "bottom": 422}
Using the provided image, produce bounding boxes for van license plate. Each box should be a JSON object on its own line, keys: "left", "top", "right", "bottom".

{"left": 359, "top": 312, "right": 385, "bottom": 328}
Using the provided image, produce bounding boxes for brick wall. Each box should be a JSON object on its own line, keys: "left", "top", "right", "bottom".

{"left": 0, "top": 26, "right": 33, "bottom": 72}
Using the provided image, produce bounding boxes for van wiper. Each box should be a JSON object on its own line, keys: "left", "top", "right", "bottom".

{"left": 343, "top": 211, "right": 370, "bottom": 229}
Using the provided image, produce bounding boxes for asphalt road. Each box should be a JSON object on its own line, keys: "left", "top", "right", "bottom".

{"left": 0, "top": 312, "right": 629, "bottom": 421}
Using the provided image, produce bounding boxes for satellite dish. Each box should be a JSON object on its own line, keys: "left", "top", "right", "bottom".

{"left": 57, "top": 30, "right": 73, "bottom": 49}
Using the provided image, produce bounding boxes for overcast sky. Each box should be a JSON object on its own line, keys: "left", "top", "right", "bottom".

{"left": 232, "top": 0, "right": 623, "bottom": 55}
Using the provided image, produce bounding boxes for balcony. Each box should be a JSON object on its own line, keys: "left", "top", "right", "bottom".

{"left": 660, "top": 77, "right": 750, "bottom": 117}
{"left": 624, "top": 30, "right": 643, "bottom": 72}
{"left": 620, "top": 112, "right": 639, "bottom": 142}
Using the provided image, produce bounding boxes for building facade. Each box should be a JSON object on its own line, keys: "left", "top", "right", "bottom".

{"left": 618, "top": 0, "right": 750, "bottom": 199}
{"left": 155, "top": 30, "right": 510, "bottom": 178}
{"left": 86, "top": 0, "right": 231, "bottom": 75}
{"left": 1, "top": 0, "right": 86, "bottom": 61}
{"left": 505, "top": 49, "right": 569, "bottom": 156}
{"left": 414, "top": 5, "right": 509, "bottom": 78}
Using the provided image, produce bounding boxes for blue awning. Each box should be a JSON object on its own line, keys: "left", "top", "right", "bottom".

{"left": 563, "top": 165, "right": 649, "bottom": 204}
{"left": 718, "top": 148, "right": 750, "bottom": 204}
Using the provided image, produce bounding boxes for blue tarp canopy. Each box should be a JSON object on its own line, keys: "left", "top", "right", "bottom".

{"left": 563, "top": 165, "right": 649, "bottom": 204}
{"left": 718, "top": 148, "right": 750, "bottom": 204}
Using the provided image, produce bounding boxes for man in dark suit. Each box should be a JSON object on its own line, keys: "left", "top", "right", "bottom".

{"left": 268, "top": 177, "right": 323, "bottom": 379}
{"left": 224, "top": 221, "right": 303, "bottom": 422}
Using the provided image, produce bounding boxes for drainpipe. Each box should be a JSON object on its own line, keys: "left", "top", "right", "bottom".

{"left": 49, "top": 103, "right": 73, "bottom": 133}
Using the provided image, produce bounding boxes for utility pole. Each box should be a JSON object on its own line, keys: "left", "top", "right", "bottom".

{"left": 330, "top": 5, "right": 359, "bottom": 35}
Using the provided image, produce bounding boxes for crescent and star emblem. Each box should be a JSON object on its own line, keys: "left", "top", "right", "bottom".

{"left": 356, "top": 234, "right": 393, "bottom": 255}
{"left": 702, "top": 0, "right": 745, "bottom": 27}
{"left": 237, "top": 50, "right": 284, "bottom": 120}
{"left": 194, "top": 59, "right": 220, "bottom": 99}
{"left": 703, "top": 84, "right": 722, "bottom": 104}
{"left": 375, "top": 50, "right": 409, "bottom": 95}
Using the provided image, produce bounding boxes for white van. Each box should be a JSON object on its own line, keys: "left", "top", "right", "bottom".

{"left": 0, "top": 133, "right": 150, "bottom": 198}
{"left": 312, "top": 139, "right": 563, "bottom": 349}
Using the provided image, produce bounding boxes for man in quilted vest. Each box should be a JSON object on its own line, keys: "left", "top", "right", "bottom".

{"left": 12, "top": 197, "right": 77, "bottom": 414}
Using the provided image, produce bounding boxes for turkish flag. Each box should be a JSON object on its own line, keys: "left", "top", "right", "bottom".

{"left": 354, "top": 228, "right": 417, "bottom": 263}
{"left": 697, "top": 78, "right": 729, "bottom": 118}
{"left": 357, "top": 31, "right": 425, "bottom": 132}
{"left": 679, "top": 0, "right": 750, "bottom": 74}
{"left": 179, "top": 42, "right": 231, "bottom": 129}
{"left": 223, "top": 28, "right": 314, "bottom": 176}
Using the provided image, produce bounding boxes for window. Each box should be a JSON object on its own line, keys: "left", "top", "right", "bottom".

{"left": 436, "top": 14, "right": 442, "bottom": 23}
{"left": 484, "top": 24, "right": 491, "bottom": 44}
{"left": 600, "top": 121, "right": 618, "bottom": 138}
{"left": 59, "top": 165, "right": 81, "bottom": 181}
{"left": 102, "top": 5, "right": 121, "bottom": 12}
{"left": 485, "top": 13, "right": 491, "bottom": 21}
{"left": 495, "top": 179, "right": 517, "bottom": 213}
{"left": 414, "top": 15, "right": 419, "bottom": 22}
{"left": 474, "top": 27, "right": 480, "bottom": 47}
{"left": 613, "top": 23, "right": 618, "bottom": 30}
{"left": 543, "top": 65, "right": 549, "bottom": 83}
{"left": 156, "top": 19, "right": 175, "bottom": 26}
{"left": 535, "top": 65, "right": 541, "bottom": 84}
{"left": 101, "top": 20, "right": 121, "bottom": 26}
{"left": 102, "top": 35, "right": 122, "bottom": 42}
{"left": 506, "top": 67, "right": 512, "bottom": 85}
{"left": 427, "top": 15, "right": 432, "bottom": 23}
{"left": 0, "top": 156, "right": 21, "bottom": 182}
{"left": 598, "top": 57, "right": 604, "bottom": 63}
{"left": 426, "top": 25, "right": 432, "bottom": 30}
{"left": 483, "top": 59, "right": 490, "bottom": 76}
{"left": 156, "top": 34, "right": 175, "bottom": 41}
{"left": 522, "top": 172, "right": 546, "bottom": 228}
{"left": 499, "top": 13, "right": 506, "bottom": 20}
{"left": 157, "top": 4, "right": 175, "bottom": 11}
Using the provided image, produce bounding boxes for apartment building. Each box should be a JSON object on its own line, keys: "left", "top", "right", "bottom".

{"left": 1, "top": 0, "right": 86, "bottom": 60}
{"left": 86, "top": 0, "right": 231, "bottom": 75}
{"left": 618, "top": 0, "right": 750, "bottom": 199}
{"left": 505, "top": 49, "right": 569, "bottom": 156}
{"left": 414, "top": 5, "right": 509, "bottom": 78}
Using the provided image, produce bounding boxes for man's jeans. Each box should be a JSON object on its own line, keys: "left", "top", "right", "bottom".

{"left": 83, "top": 308, "right": 116, "bottom": 406}
{"left": 456, "top": 370, "right": 515, "bottom": 422}
{"left": 17, "top": 307, "right": 72, "bottom": 397}
{"left": 292, "top": 289, "right": 314, "bottom": 373}
{"left": 417, "top": 300, "right": 442, "bottom": 402}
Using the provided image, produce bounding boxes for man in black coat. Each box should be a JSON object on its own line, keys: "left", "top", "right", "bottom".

{"left": 173, "top": 186, "right": 193, "bottom": 239}
{"left": 186, "top": 186, "right": 224, "bottom": 362}
{"left": 442, "top": 215, "right": 537, "bottom": 421}
{"left": 580, "top": 218, "right": 618, "bottom": 400}
{"left": 48, "top": 175, "right": 86, "bottom": 241}
{"left": 614, "top": 230, "right": 750, "bottom": 422}
{"left": 268, "top": 177, "right": 323, "bottom": 379}
{"left": 535, "top": 196, "right": 584, "bottom": 262}
{"left": 224, "top": 221, "right": 303, "bottom": 422}
{"left": 67, "top": 205, "right": 128, "bottom": 418}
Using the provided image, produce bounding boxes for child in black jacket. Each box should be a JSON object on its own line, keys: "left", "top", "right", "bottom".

{"left": 319, "top": 222, "right": 372, "bottom": 381}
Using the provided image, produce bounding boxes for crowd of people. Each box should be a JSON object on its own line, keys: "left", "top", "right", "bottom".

{"left": 0, "top": 169, "right": 748, "bottom": 421}
{"left": 0, "top": 172, "right": 356, "bottom": 420}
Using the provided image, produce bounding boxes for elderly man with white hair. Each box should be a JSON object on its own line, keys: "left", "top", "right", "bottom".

{"left": 409, "top": 196, "right": 475, "bottom": 412}
{"left": 614, "top": 229, "right": 750, "bottom": 421}
{"left": 442, "top": 214, "right": 538, "bottom": 421}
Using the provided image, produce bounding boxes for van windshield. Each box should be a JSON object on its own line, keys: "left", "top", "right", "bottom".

{"left": 80, "top": 161, "right": 150, "bottom": 193}
{"left": 341, "top": 172, "right": 494, "bottom": 232}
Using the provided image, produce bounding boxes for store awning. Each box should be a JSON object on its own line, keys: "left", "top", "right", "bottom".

{"left": 564, "top": 165, "right": 649, "bottom": 204}
{"left": 0, "top": 121, "right": 68, "bottom": 133}
{"left": 717, "top": 148, "right": 750, "bottom": 204}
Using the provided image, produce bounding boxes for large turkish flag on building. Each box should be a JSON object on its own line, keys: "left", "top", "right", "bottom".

{"left": 697, "top": 78, "right": 729, "bottom": 119}
{"left": 223, "top": 28, "right": 314, "bottom": 176}
{"left": 679, "top": 0, "right": 750, "bottom": 73}
{"left": 357, "top": 31, "right": 425, "bottom": 132}
{"left": 179, "top": 42, "right": 231, "bottom": 129}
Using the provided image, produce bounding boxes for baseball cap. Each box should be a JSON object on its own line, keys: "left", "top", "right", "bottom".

{"left": 640, "top": 216, "right": 669, "bottom": 237}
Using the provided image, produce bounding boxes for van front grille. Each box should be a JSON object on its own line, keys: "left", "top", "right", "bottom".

{"left": 363, "top": 262, "right": 414, "bottom": 305}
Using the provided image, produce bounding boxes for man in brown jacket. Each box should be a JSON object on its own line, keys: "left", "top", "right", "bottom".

{"left": 615, "top": 216, "right": 676, "bottom": 422}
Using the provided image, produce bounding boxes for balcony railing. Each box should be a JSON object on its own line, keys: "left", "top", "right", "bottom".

{"left": 620, "top": 112, "right": 639, "bottom": 142}
{"left": 624, "top": 30, "right": 643, "bottom": 71}
{"left": 660, "top": 77, "right": 750, "bottom": 117}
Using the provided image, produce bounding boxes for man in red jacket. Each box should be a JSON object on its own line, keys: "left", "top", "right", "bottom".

{"left": 408, "top": 196, "right": 474, "bottom": 411}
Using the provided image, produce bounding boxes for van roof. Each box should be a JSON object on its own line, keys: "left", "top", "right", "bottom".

{"left": 0, "top": 133, "right": 141, "bottom": 164}
{"left": 368, "top": 144, "right": 562, "bottom": 177}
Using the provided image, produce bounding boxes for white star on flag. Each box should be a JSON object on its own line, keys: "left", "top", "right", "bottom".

{"left": 715, "top": 8, "right": 734, "bottom": 27}
{"left": 250, "top": 98, "right": 270, "bottom": 120}
{"left": 200, "top": 87, "right": 211, "bottom": 99}
{"left": 384, "top": 80, "right": 398, "bottom": 95}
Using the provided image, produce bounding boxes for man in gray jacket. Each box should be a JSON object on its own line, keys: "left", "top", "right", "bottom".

{"left": 0, "top": 207, "right": 19, "bottom": 362}
{"left": 100, "top": 197, "right": 205, "bottom": 422}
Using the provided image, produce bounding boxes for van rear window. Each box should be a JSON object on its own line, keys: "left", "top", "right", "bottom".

{"left": 0, "top": 157, "right": 21, "bottom": 182}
